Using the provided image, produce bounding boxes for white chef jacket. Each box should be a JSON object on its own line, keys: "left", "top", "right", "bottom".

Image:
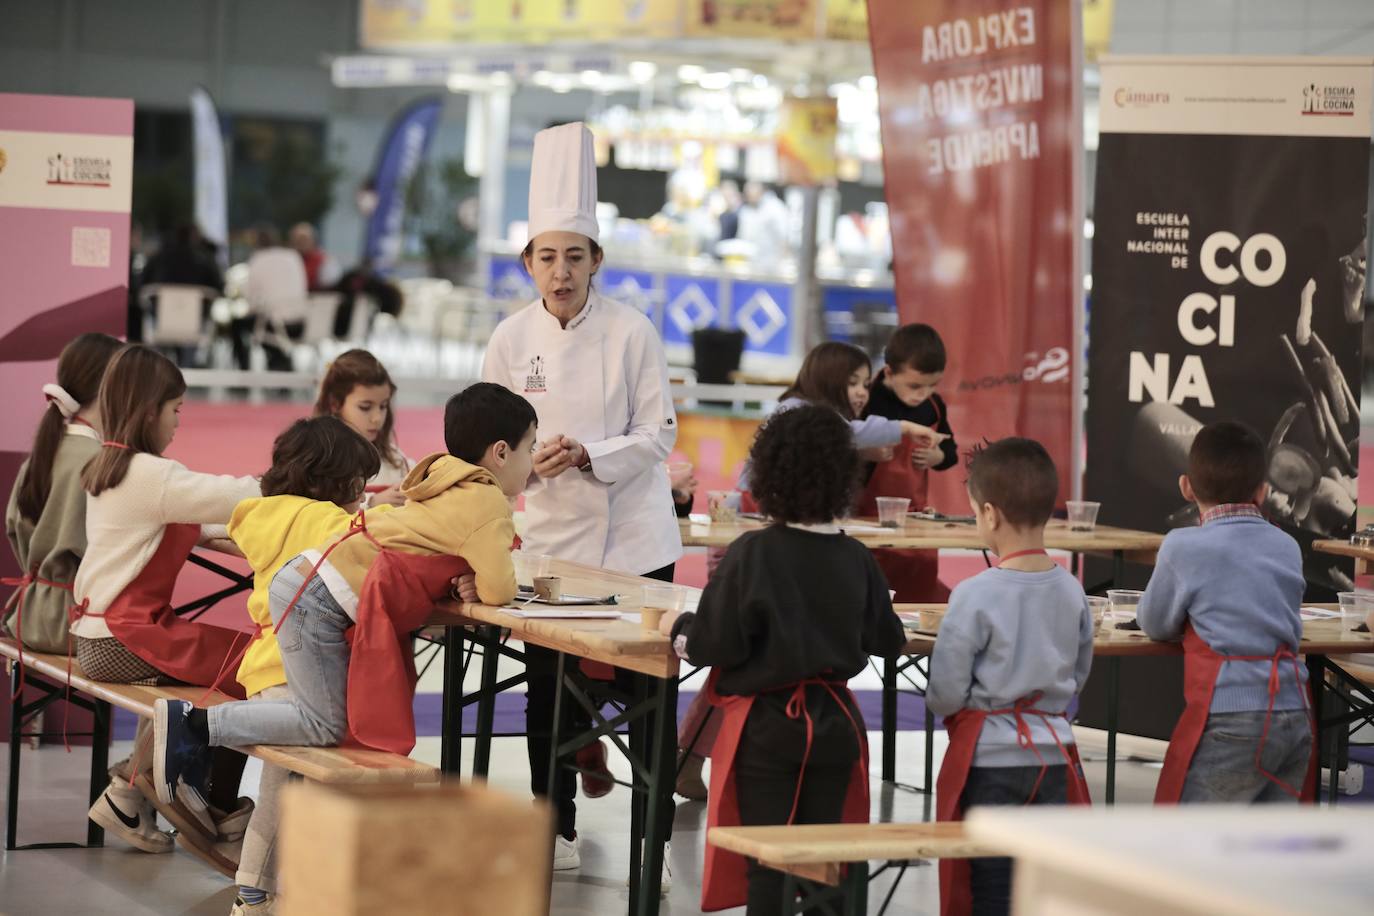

{"left": 482, "top": 290, "right": 683, "bottom": 576}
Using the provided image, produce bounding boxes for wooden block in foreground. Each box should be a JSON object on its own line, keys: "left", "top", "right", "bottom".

{"left": 279, "top": 781, "right": 553, "bottom": 916}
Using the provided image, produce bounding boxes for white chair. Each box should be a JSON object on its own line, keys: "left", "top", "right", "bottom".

{"left": 302, "top": 292, "right": 342, "bottom": 346}
{"left": 343, "top": 293, "right": 376, "bottom": 344}
{"left": 140, "top": 283, "right": 214, "bottom": 348}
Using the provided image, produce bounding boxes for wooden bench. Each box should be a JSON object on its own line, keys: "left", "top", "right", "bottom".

{"left": 708, "top": 821, "right": 994, "bottom": 916}
{"left": 3, "top": 638, "right": 438, "bottom": 851}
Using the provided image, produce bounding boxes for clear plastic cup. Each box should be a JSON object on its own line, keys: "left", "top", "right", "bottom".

{"left": 1107, "top": 589, "right": 1144, "bottom": 619}
{"left": 1066, "top": 500, "right": 1101, "bottom": 532}
{"left": 513, "top": 552, "right": 553, "bottom": 586}
{"left": 707, "top": 490, "right": 740, "bottom": 524}
{"left": 876, "top": 497, "right": 911, "bottom": 528}
{"left": 1086, "top": 596, "right": 1110, "bottom": 635}
{"left": 1336, "top": 592, "right": 1374, "bottom": 633}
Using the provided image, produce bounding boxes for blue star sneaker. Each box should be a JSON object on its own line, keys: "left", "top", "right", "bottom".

{"left": 153, "top": 699, "right": 209, "bottom": 806}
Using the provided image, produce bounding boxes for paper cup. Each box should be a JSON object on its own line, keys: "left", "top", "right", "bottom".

{"left": 533, "top": 576, "right": 562, "bottom": 602}
{"left": 876, "top": 497, "right": 911, "bottom": 528}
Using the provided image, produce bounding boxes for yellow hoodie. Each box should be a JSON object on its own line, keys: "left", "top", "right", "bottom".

{"left": 227, "top": 496, "right": 392, "bottom": 697}
{"left": 315, "top": 453, "right": 517, "bottom": 611}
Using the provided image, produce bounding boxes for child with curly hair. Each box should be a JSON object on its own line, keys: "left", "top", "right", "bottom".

{"left": 656, "top": 404, "right": 906, "bottom": 916}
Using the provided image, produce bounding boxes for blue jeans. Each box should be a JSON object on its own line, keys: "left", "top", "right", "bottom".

{"left": 207, "top": 561, "right": 351, "bottom": 747}
{"left": 962, "top": 764, "right": 1069, "bottom": 916}
{"left": 1179, "top": 710, "right": 1311, "bottom": 803}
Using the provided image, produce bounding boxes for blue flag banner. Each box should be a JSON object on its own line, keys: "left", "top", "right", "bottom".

{"left": 362, "top": 96, "right": 444, "bottom": 271}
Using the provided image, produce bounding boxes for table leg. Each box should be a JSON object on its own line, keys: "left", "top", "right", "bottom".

{"left": 546, "top": 652, "right": 567, "bottom": 805}
{"left": 1307, "top": 654, "right": 1337, "bottom": 805}
{"left": 844, "top": 861, "right": 870, "bottom": 916}
{"left": 87, "top": 699, "right": 110, "bottom": 847}
{"left": 882, "top": 656, "right": 897, "bottom": 783}
{"left": 636, "top": 673, "right": 676, "bottom": 915}
{"left": 6, "top": 665, "right": 21, "bottom": 851}
{"left": 924, "top": 706, "right": 935, "bottom": 795}
{"left": 473, "top": 626, "right": 501, "bottom": 779}
{"left": 1105, "top": 656, "right": 1120, "bottom": 805}
{"left": 627, "top": 675, "right": 646, "bottom": 911}
{"left": 440, "top": 627, "right": 463, "bottom": 775}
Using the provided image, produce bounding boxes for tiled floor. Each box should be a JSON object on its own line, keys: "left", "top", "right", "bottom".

{"left": 0, "top": 729, "right": 1170, "bottom": 916}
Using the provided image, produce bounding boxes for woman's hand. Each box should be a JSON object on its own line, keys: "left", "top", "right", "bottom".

{"left": 451, "top": 573, "right": 479, "bottom": 604}
{"left": 533, "top": 438, "right": 579, "bottom": 478}
{"left": 900, "top": 421, "right": 948, "bottom": 447}
{"left": 369, "top": 485, "right": 406, "bottom": 508}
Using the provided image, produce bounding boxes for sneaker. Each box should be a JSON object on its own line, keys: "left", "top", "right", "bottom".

{"left": 675, "top": 752, "right": 708, "bottom": 801}
{"left": 576, "top": 739, "right": 614, "bottom": 799}
{"left": 553, "top": 833, "right": 581, "bottom": 871}
{"left": 625, "top": 841, "right": 673, "bottom": 897}
{"left": 153, "top": 699, "right": 209, "bottom": 806}
{"left": 229, "top": 895, "right": 275, "bottom": 915}
{"left": 171, "top": 792, "right": 252, "bottom": 879}
{"left": 87, "top": 778, "right": 173, "bottom": 854}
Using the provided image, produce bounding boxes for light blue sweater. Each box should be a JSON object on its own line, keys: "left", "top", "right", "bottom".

{"left": 738, "top": 396, "right": 901, "bottom": 493}
{"left": 927, "top": 566, "right": 1093, "bottom": 767}
{"left": 1138, "top": 516, "right": 1307, "bottom": 713}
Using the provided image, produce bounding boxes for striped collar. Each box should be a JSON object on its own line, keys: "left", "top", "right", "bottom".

{"left": 1199, "top": 503, "right": 1264, "bottom": 525}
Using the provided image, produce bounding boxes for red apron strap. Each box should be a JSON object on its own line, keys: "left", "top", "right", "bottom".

{"left": 3, "top": 570, "right": 76, "bottom": 699}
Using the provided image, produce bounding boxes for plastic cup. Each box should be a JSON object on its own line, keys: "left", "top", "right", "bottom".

{"left": 1336, "top": 592, "right": 1374, "bottom": 633}
{"left": 1067, "top": 500, "right": 1101, "bottom": 532}
{"left": 1107, "top": 589, "right": 1143, "bottom": 619}
{"left": 707, "top": 490, "right": 740, "bottom": 524}
{"left": 514, "top": 552, "right": 553, "bottom": 586}
{"left": 533, "top": 576, "right": 562, "bottom": 602}
{"left": 876, "top": 497, "right": 911, "bottom": 528}
{"left": 642, "top": 585, "right": 682, "bottom": 631}
{"left": 1087, "top": 596, "right": 1110, "bottom": 635}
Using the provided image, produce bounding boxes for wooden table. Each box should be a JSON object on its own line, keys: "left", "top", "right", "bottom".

{"left": 681, "top": 517, "right": 1163, "bottom": 581}
{"left": 426, "top": 560, "right": 697, "bottom": 916}
{"left": 1314, "top": 538, "right": 1374, "bottom": 575}
{"left": 888, "top": 605, "right": 1374, "bottom": 805}
{"left": 965, "top": 806, "right": 1374, "bottom": 916}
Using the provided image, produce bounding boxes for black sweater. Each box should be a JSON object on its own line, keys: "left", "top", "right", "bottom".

{"left": 863, "top": 371, "right": 959, "bottom": 472}
{"left": 674, "top": 525, "right": 907, "bottom": 695}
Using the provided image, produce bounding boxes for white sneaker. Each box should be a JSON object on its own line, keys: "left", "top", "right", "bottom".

{"left": 625, "top": 841, "right": 672, "bottom": 897}
{"left": 88, "top": 778, "right": 174, "bottom": 854}
{"left": 553, "top": 833, "right": 581, "bottom": 871}
{"left": 228, "top": 896, "right": 275, "bottom": 915}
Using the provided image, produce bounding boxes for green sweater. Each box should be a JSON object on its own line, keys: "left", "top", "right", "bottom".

{"left": 4, "top": 425, "right": 99, "bottom": 653}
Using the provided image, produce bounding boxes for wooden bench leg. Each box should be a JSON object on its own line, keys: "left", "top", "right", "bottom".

{"left": 472, "top": 626, "right": 502, "bottom": 779}
{"left": 440, "top": 628, "right": 463, "bottom": 775}
{"left": 86, "top": 700, "right": 111, "bottom": 847}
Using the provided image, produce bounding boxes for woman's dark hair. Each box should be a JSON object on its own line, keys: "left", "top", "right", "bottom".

{"left": 780, "top": 342, "right": 872, "bottom": 420}
{"left": 750, "top": 404, "right": 858, "bottom": 525}
{"left": 82, "top": 345, "right": 188, "bottom": 497}
{"left": 17, "top": 333, "right": 124, "bottom": 521}
{"left": 260, "top": 416, "right": 381, "bottom": 507}
{"left": 314, "top": 349, "right": 403, "bottom": 469}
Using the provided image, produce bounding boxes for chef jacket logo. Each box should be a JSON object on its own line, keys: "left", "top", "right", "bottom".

{"left": 524, "top": 355, "right": 547, "bottom": 393}
{"left": 46, "top": 152, "right": 112, "bottom": 187}
{"left": 1301, "top": 84, "right": 1356, "bottom": 117}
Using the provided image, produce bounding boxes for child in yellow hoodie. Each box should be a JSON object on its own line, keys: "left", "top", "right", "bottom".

{"left": 223, "top": 414, "right": 386, "bottom": 914}
{"left": 153, "top": 384, "right": 534, "bottom": 837}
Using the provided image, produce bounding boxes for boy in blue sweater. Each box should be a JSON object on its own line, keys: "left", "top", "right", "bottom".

{"left": 927, "top": 438, "right": 1092, "bottom": 916}
{"left": 1139, "top": 420, "right": 1312, "bottom": 803}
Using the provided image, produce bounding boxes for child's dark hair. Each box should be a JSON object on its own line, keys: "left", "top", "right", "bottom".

{"left": 82, "top": 346, "right": 188, "bottom": 497}
{"left": 1187, "top": 421, "right": 1266, "bottom": 505}
{"left": 260, "top": 416, "right": 380, "bottom": 507}
{"left": 966, "top": 437, "right": 1058, "bottom": 528}
{"left": 885, "top": 323, "right": 946, "bottom": 375}
{"left": 314, "top": 349, "right": 403, "bottom": 469}
{"left": 17, "top": 333, "right": 123, "bottom": 521}
{"left": 750, "top": 404, "right": 857, "bottom": 524}
{"left": 444, "top": 383, "right": 538, "bottom": 463}
{"left": 780, "top": 342, "right": 871, "bottom": 420}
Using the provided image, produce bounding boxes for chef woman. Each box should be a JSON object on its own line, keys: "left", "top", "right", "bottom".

{"left": 482, "top": 122, "right": 682, "bottom": 874}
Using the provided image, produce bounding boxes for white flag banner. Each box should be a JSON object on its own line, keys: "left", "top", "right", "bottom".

{"left": 190, "top": 87, "right": 228, "bottom": 265}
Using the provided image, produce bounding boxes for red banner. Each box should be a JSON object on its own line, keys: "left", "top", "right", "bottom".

{"left": 868, "top": 1, "right": 1080, "bottom": 510}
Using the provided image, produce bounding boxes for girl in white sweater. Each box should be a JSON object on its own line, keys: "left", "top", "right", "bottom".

{"left": 71, "top": 344, "right": 260, "bottom": 872}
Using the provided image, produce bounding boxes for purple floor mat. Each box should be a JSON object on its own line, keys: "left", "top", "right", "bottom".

{"left": 112, "top": 689, "right": 935, "bottom": 741}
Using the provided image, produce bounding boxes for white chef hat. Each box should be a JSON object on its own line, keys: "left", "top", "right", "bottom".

{"left": 527, "top": 122, "right": 599, "bottom": 242}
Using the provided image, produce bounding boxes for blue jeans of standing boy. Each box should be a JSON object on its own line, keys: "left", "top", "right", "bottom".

{"left": 207, "top": 560, "right": 351, "bottom": 747}
{"left": 962, "top": 764, "right": 1069, "bottom": 916}
{"left": 1180, "top": 710, "right": 1311, "bottom": 803}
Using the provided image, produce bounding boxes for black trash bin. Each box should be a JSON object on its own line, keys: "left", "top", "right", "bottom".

{"left": 692, "top": 328, "right": 747, "bottom": 407}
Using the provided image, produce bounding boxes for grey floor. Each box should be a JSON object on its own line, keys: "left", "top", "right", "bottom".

{"left": 0, "top": 729, "right": 1165, "bottom": 916}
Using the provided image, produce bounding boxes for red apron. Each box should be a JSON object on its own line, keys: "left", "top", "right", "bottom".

{"left": 700, "top": 672, "right": 870, "bottom": 912}
{"left": 1154, "top": 625, "right": 1316, "bottom": 804}
{"left": 857, "top": 426, "right": 949, "bottom": 603}
{"left": 3, "top": 569, "right": 75, "bottom": 692}
{"left": 81, "top": 523, "right": 248, "bottom": 699}
{"left": 936, "top": 700, "right": 1091, "bottom": 916}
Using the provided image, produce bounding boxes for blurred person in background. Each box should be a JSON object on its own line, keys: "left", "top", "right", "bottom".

{"left": 738, "top": 181, "right": 792, "bottom": 263}
{"left": 288, "top": 222, "right": 340, "bottom": 292}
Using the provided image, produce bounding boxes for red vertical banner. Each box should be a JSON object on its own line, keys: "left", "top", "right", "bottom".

{"left": 867, "top": 2, "right": 1080, "bottom": 510}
